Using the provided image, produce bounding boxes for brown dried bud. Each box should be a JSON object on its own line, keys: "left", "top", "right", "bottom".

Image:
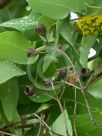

{"left": 27, "top": 48, "right": 38, "bottom": 57}
{"left": 35, "top": 24, "right": 46, "bottom": 36}
{"left": 0, "top": 0, "right": 10, "bottom": 8}
{"left": 68, "top": 73, "right": 80, "bottom": 85}
{"left": 24, "top": 86, "right": 35, "bottom": 96}
{"left": 58, "top": 68, "right": 67, "bottom": 79}
{"left": 80, "top": 68, "right": 91, "bottom": 77}
{"left": 44, "top": 79, "right": 53, "bottom": 87}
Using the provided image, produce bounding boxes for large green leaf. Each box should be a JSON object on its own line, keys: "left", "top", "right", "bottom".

{"left": 28, "top": 0, "right": 86, "bottom": 19}
{"left": 74, "top": 110, "right": 102, "bottom": 134}
{"left": 60, "top": 23, "right": 78, "bottom": 46}
{"left": 78, "top": 129, "right": 102, "bottom": 136}
{"left": 0, "top": 15, "right": 37, "bottom": 31}
{"left": 0, "top": 79, "right": 19, "bottom": 121}
{"left": 80, "top": 35, "right": 96, "bottom": 67}
{"left": 87, "top": 79, "right": 102, "bottom": 100}
{"left": 65, "top": 88, "right": 102, "bottom": 135}
{"left": 51, "top": 109, "right": 73, "bottom": 136}
{"left": 64, "top": 87, "right": 102, "bottom": 114}
{"left": 0, "top": 31, "right": 35, "bottom": 64}
{"left": 0, "top": 61, "right": 26, "bottom": 84}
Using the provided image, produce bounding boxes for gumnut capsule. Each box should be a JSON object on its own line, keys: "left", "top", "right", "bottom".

{"left": 24, "top": 85, "right": 35, "bottom": 96}
{"left": 80, "top": 68, "right": 91, "bottom": 77}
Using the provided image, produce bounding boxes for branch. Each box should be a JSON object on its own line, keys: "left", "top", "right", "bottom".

{"left": 73, "top": 88, "right": 78, "bottom": 136}
{"left": 57, "top": 48, "right": 102, "bottom": 129}
{"left": 0, "top": 131, "right": 16, "bottom": 136}
{"left": 1, "top": 113, "right": 62, "bottom": 136}
{"left": 51, "top": 80, "right": 70, "bottom": 136}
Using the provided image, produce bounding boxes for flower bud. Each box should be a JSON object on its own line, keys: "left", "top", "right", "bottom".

{"left": 27, "top": 48, "right": 38, "bottom": 57}
{"left": 44, "top": 79, "right": 53, "bottom": 87}
{"left": 35, "top": 24, "right": 46, "bottom": 37}
{"left": 58, "top": 68, "right": 67, "bottom": 79}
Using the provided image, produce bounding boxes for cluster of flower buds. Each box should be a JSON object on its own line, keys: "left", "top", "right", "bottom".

{"left": 24, "top": 67, "right": 91, "bottom": 97}
{"left": 77, "top": 15, "right": 102, "bottom": 36}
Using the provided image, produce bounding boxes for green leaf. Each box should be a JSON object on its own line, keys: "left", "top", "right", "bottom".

{"left": 29, "top": 84, "right": 61, "bottom": 103}
{"left": 60, "top": 23, "right": 78, "bottom": 46}
{"left": 87, "top": 79, "right": 102, "bottom": 100}
{"left": 0, "top": 61, "right": 26, "bottom": 84}
{"left": 42, "top": 51, "right": 57, "bottom": 73}
{"left": 51, "top": 109, "right": 73, "bottom": 136}
{"left": 67, "top": 88, "right": 102, "bottom": 134}
{"left": 0, "top": 31, "right": 35, "bottom": 64}
{"left": 25, "top": 126, "right": 39, "bottom": 136}
{"left": 76, "top": 110, "right": 102, "bottom": 133}
{"left": 0, "top": 15, "right": 37, "bottom": 31}
{"left": 38, "top": 15, "right": 56, "bottom": 28}
{"left": 0, "top": 79, "right": 19, "bottom": 121}
{"left": 74, "top": 110, "right": 102, "bottom": 134}
{"left": 28, "top": 0, "right": 86, "bottom": 19}
{"left": 85, "top": 0, "right": 94, "bottom": 4}
{"left": 80, "top": 35, "right": 96, "bottom": 67}
{"left": 87, "top": 0, "right": 102, "bottom": 15}
{"left": 46, "top": 31, "right": 54, "bottom": 43}
{"left": 85, "top": 129, "right": 102, "bottom": 136}
{"left": 60, "top": 23, "right": 81, "bottom": 69}
{"left": 64, "top": 87, "right": 102, "bottom": 114}
{"left": 88, "top": 57, "right": 101, "bottom": 71}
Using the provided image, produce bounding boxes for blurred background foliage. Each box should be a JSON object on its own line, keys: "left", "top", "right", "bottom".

{"left": 0, "top": 0, "right": 28, "bottom": 22}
